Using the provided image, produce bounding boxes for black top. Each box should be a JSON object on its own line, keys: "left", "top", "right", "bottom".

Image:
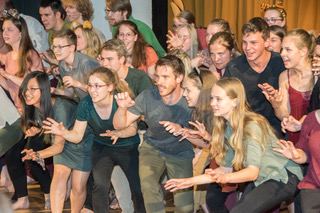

{"left": 223, "top": 52, "right": 286, "bottom": 137}
{"left": 306, "top": 78, "right": 320, "bottom": 114}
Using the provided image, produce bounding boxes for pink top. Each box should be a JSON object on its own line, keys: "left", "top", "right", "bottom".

{"left": 296, "top": 110, "right": 320, "bottom": 190}
{"left": 3, "top": 50, "right": 43, "bottom": 114}
{"left": 287, "top": 71, "right": 311, "bottom": 144}
{"left": 137, "top": 46, "right": 158, "bottom": 73}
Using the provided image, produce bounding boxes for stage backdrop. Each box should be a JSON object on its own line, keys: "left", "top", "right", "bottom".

{"left": 168, "top": 0, "right": 320, "bottom": 51}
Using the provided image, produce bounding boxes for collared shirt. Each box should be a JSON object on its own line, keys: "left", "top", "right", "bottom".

{"left": 59, "top": 51, "right": 100, "bottom": 100}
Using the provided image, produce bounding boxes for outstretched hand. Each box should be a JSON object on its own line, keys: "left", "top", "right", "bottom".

{"left": 281, "top": 116, "right": 302, "bottom": 133}
{"left": 159, "top": 121, "right": 183, "bottom": 136}
{"left": 273, "top": 140, "right": 300, "bottom": 160}
{"left": 25, "top": 126, "right": 41, "bottom": 139}
{"left": 100, "top": 130, "right": 121, "bottom": 145}
{"left": 21, "top": 149, "right": 37, "bottom": 161}
{"left": 114, "top": 92, "right": 135, "bottom": 109}
{"left": 42, "top": 117, "right": 65, "bottom": 135}
{"left": 164, "top": 178, "right": 193, "bottom": 192}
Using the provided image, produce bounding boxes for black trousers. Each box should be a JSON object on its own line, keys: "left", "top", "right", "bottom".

{"left": 6, "top": 135, "right": 51, "bottom": 199}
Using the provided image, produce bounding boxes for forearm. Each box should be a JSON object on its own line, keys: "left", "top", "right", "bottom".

{"left": 189, "top": 174, "right": 216, "bottom": 185}
{"left": 113, "top": 108, "right": 129, "bottom": 129}
{"left": 291, "top": 149, "right": 307, "bottom": 164}
{"left": 61, "top": 128, "right": 84, "bottom": 143}
{"left": 223, "top": 166, "right": 259, "bottom": 183}
{"left": 0, "top": 76, "right": 8, "bottom": 90}
{"left": 74, "top": 81, "right": 88, "bottom": 93}
{"left": 274, "top": 106, "right": 290, "bottom": 121}
{"left": 187, "top": 138, "right": 210, "bottom": 149}
{"left": 4, "top": 74, "right": 24, "bottom": 87}
{"left": 37, "top": 143, "right": 64, "bottom": 159}
{"left": 117, "top": 122, "right": 138, "bottom": 138}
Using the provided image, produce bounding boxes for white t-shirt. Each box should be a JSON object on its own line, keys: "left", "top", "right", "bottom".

{"left": 0, "top": 87, "right": 20, "bottom": 129}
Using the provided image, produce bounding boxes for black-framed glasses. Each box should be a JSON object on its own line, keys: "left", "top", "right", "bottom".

{"left": 264, "top": 18, "right": 282, "bottom": 24}
{"left": 51, "top": 44, "right": 71, "bottom": 51}
{"left": 25, "top": 88, "right": 40, "bottom": 94}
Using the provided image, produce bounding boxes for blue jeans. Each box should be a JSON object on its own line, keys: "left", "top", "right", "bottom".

{"left": 91, "top": 142, "right": 145, "bottom": 213}
{"left": 138, "top": 142, "right": 194, "bottom": 213}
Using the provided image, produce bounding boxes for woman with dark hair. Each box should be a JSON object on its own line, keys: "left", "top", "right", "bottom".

{"left": 42, "top": 67, "right": 146, "bottom": 213}
{"left": 20, "top": 71, "right": 93, "bottom": 213}
{"left": 0, "top": 11, "right": 47, "bottom": 210}
{"left": 114, "top": 20, "right": 158, "bottom": 79}
{"left": 268, "top": 25, "right": 286, "bottom": 53}
{"left": 0, "top": 11, "right": 43, "bottom": 114}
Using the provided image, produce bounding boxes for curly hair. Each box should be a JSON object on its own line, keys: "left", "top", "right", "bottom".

{"left": 62, "top": 0, "right": 94, "bottom": 20}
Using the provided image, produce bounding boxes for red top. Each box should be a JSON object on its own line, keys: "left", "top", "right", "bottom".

{"left": 296, "top": 110, "right": 320, "bottom": 190}
{"left": 288, "top": 71, "right": 311, "bottom": 144}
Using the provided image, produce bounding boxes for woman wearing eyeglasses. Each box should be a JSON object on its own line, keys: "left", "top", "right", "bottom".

{"left": 114, "top": 20, "right": 158, "bottom": 79}
{"left": 0, "top": 13, "right": 51, "bottom": 210}
{"left": 41, "top": 67, "right": 146, "bottom": 213}
{"left": 20, "top": 71, "right": 93, "bottom": 213}
{"left": 262, "top": 2, "right": 287, "bottom": 32}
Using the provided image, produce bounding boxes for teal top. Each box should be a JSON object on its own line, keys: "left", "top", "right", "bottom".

{"left": 222, "top": 122, "right": 303, "bottom": 186}
{"left": 76, "top": 95, "right": 140, "bottom": 147}
{"left": 112, "top": 16, "right": 166, "bottom": 58}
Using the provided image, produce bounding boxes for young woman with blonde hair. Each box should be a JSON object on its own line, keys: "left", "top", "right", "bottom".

{"left": 165, "top": 77, "right": 303, "bottom": 212}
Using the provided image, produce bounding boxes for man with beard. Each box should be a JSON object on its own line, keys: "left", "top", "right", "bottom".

{"left": 113, "top": 55, "right": 194, "bottom": 213}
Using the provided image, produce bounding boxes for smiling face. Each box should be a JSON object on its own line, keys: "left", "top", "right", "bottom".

{"left": 23, "top": 77, "right": 41, "bottom": 108}
{"left": 88, "top": 74, "right": 112, "bottom": 103}
{"left": 242, "top": 32, "right": 269, "bottom": 64}
{"left": 117, "top": 25, "right": 137, "bottom": 53}
{"left": 210, "top": 42, "right": 232, "bottom": 70}
{"left": 268, "top": 32, "right": 282, "bottom": 53}
{"left": 210, "top": 84, "right": 236, "bottom": 121}
{"left": 74, "top": 28, "right": 86, "bottom": 52}
{"left": 2, "top": 20, "right": 21, "bottom": 47}
{"left": 177, "top": 27, "right": 191, "bottom": 52}
{"left": 206, "top": 24, "right": 223, "bottom": 45}
{"left": 65, "top": 3, "right": 82, "bottom": 22}
{"left": 264, "top": 9, "right": 285, "bottom": 27}
{"left": 183, "top": 78, "right": 200, "bottom": 107}
{"left": 39, "top": 6, "right": 59, "bottom": 30}
{"left": 155, "top": 65, "right": 182, "bottom": 98}
{"left": 280, "top": 36, "right": 303, "bottom": 69}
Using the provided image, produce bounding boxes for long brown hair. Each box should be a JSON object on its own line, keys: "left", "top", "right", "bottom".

{"left": 5, "top": 16, "right": 43, "bottom": 77}
{"left": 114, "top": 20, "right": 154, "bottom": 69}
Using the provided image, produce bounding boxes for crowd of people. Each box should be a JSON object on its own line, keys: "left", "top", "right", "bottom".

{"left": 0, "top": 0, "right": 319, "bottom": 213}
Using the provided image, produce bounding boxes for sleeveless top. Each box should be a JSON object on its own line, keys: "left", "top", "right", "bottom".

{"left": 288, "top": 71, "right": 311, "bottom": 144}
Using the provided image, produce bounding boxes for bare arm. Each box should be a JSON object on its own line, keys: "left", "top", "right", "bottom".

{"left": 113, "top": 92, "right": 140, "bottom": 130}
{"left": 43, "top": 118, "right": 88, "bottom": 144}
{"left": 0, "top": 70, "right": 24, "bottom": 87}
{"left": 273, "top": 140, "right": 307, "bottom": 164}
{"left": 100, "top": 122, "right": 138, "bottom": 145}
{"left": 273, "top": 71, "right": 290, "bottom": 120}
{"left": 209, "top": 165, "right": 259, "bottom": 184}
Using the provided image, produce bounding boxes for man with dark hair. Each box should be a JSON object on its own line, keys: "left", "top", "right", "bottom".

{"left": 106, "top": 0, "right": 166, "bottom": 58}
{"left": 39, "top": 0, "right": 71, "bottom": 47}
{"left": 224, "top": 17, "right": 285, "bottom": 136}
{"left": 113, "top": 55, "right": 194, "bottom": 213}
{"left": 51, "top": 29, "right": 100, "bottom": 100}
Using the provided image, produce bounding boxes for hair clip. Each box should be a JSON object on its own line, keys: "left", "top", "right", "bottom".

{"left": 83, "top": 20, "right": 93, "bottom": 30}
{"left": 1, "top": 9, "right": 20, "bottom": 19}
{"left": 70, "top": 21, "right": 81, "bottom": 30}
{"left": 260, "top": 1, "right": 286, "bottom": 21}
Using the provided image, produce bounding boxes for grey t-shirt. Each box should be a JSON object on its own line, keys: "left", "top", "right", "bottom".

{"left": 128, "top": 86, "right": 194, "bottom": 158}
{"left": 59, "top": 51, "right": 100, "bottom": 100}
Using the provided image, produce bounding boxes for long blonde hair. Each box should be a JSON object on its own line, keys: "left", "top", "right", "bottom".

{"left": 210, "top": 78, "right": 274, "bottom": 170}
